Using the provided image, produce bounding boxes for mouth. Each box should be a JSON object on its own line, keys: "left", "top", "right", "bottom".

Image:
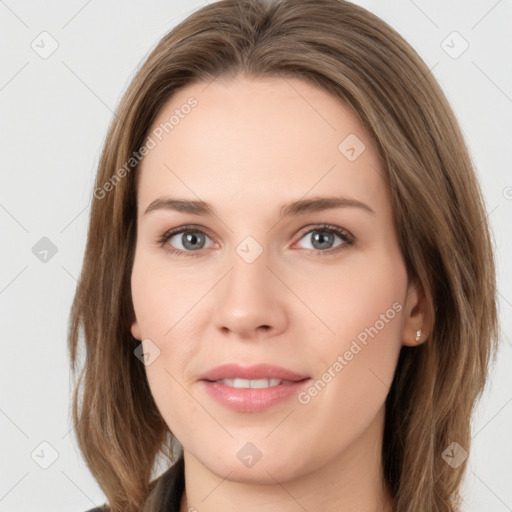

{"left": 211, "top": 378, "right": 299, "bottom": 388}
{"left": 199, "top": 364, "right": 311, "bottom": 412}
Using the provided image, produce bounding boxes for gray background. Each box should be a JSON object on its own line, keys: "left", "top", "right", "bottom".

{"left": 1, "top": 0, "right": 511, "bottom": 510}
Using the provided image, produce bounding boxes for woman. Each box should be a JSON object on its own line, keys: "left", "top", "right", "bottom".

{"left": 68, "top": 0, "right": 499, "bottom": 511}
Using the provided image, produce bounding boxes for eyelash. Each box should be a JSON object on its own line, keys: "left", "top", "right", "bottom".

{"left": 156, "top": 223, "right": 355, "bottom": 258}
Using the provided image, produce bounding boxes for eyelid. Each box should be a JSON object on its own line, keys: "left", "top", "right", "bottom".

{"left": 295, "top": 223, "right": 355, "bottom": 244}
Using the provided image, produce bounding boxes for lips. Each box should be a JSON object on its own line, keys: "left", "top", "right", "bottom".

{"left": 198, "top": 364, "right": 311, "bottom": 413}
{"left": 198, "top": 363, "right": 309, "bottom": 382}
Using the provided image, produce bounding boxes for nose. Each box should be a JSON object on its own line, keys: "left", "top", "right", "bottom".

{"left": 211, "top": 245, "right": 288, "bottom": 340}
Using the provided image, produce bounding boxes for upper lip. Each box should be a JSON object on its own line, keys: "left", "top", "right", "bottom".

{"left": 199, "top": 364, "right": 309, "bottom": 382}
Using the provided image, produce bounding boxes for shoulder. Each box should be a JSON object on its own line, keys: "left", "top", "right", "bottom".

{"left": 84, "top": 508, "right": 108, "bottom": 512}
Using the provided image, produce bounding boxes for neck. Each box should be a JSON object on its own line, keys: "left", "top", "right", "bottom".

{"left": 179, "top": 406, "right": 394, "bottom": 512}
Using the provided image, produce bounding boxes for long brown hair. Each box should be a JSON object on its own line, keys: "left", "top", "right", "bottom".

{"left": 68, "top": 1, "right": 499, "bottom": 510}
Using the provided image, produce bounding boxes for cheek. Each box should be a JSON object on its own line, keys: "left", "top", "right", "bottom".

{"left": 291, "top": 248, "right": 406, "bottom": 346}
{"left": 131, "top": 254, "right": 201, "bottom": 340}
{"left": 298, "top": 251, "right": 406, "bottom": 412}
{"left": 295, "top": 298, "right": 403, "bottom": 460}
{"left": 144, "top": 359, "right": 212, "bottom": 446}
{"left": 131, "top": 256, "right": 204, "bottom": 397}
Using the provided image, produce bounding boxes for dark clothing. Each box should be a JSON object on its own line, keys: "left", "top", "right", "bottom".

{"left": 85, "top": 456, "right": 184, "bottom": 512}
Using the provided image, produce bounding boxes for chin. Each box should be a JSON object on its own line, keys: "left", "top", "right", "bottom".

{"left": 187, "top": 439, "right": 316, "bottom": 485}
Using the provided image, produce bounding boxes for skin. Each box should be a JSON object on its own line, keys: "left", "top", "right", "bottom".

{"left": 130, "top": 75, "right": 429, "bottom": 512}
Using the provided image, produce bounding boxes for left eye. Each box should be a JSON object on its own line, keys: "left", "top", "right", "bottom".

{"left": 295, "top": 226, "right": 350, "bottom": 252}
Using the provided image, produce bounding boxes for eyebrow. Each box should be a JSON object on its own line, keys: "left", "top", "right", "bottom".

{"left": 143, "top": 195, "right": 375, "bottom": 217}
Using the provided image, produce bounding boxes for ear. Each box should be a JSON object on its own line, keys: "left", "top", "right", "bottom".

{"left": 401, "top": 279, "right": 431, "bottom": 347}
{"left": 131, "top": 312, "right": 142, "bottom": 341}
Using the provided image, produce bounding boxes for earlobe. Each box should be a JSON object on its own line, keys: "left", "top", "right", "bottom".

{"left": 131, "top": 318, "right": 142, "bottom": 341}
{"left": 401, "top": 281, "right": 431, "bottom": 347}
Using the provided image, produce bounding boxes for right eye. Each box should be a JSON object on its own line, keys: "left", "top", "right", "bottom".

{"left": 158, "top": 226, "right": 214, "bottom": 257}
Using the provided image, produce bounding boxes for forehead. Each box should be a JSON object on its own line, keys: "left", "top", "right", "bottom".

{"left": 137, "top": 75, "right": 387, "bottom": 216}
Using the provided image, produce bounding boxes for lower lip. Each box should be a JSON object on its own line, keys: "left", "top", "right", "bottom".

{"left": 201, "top": 379, "right": 310, "bottom": 413}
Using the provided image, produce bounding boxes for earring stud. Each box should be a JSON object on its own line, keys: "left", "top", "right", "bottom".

{"left": 415, "top": 329, "right": 422, "bottom": 342}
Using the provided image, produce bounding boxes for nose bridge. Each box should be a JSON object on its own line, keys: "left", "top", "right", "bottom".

{"left": 229, "top": 237, "right": 270, "bottom": 297}
{"left": 226, "top": 235, "right": 274, "bottom": 311}
{"left": 212, "top": 234, "right": 288, "bottom": 336}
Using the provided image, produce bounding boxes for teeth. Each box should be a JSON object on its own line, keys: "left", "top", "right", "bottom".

{"left": 218, "top": 378, "right": 282, "bottom": 388}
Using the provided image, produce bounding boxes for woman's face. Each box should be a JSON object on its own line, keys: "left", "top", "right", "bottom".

{"left": 131, "top": 75, "right": 425, "bottom": 483}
